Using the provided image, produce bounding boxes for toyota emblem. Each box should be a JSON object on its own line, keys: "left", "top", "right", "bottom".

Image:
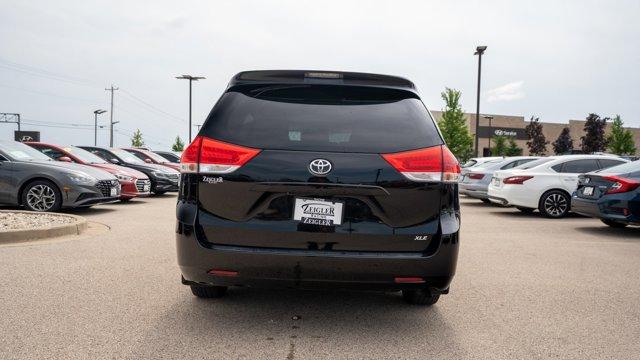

{"left": 309, "top": 159, "right": 332, "bottom": 176}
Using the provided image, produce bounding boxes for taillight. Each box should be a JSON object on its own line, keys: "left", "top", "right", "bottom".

{"left": 180, "top": 136, "right": 260, "bottom": 174}
{"left": 503, "top": 175, "right": 534, "bottom": 185}
{"left": 468, "top": 173, "right": 485, "bottom": 180}
{"left": 381, "top": 145, "right": 460, "bottom": 182}
{"left": 604, "top": 176, "right": 640, "bottom": 194}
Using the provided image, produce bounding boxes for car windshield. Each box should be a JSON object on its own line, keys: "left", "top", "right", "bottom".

{"left": 63, "top": 146, "right": 107, "bottom": 164}
{"left": 137, "top": 149, "right": 168, "bottom": 163}
{"left": 595, "top": 159, "right": 640, "bottom": 175}
{"left": 0, "top": 141, "right": 53, "bottom": 162}
{"left": 514, "top": 158, "right": 553, "bottom": 170}
{"left": 110, "top": 148, "right": 145, "bottom": 164}
{"left": 201, "top": 87, "right": 443, "bottom": 153}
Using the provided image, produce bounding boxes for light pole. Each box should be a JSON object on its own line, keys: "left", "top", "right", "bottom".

{"left": 474, "top": 45, "right": 487, "bottom": 157}
{"left": 175, "top": 75, "right": 205, "bottom": 142}
{"left": 93, "top": 109, "right": 107, "bottom": 146}
{"left": 483, "top": 115, "right": 494, "bottom": 154}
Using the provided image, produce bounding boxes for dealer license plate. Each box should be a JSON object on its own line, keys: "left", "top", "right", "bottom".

{"left": 293, "top": 198, "right": 343, "bottom": 226}
{"left": 110, "top": 187, "right": 118, "bottom": 197}
{"left": 583, "top": 186, "right": 594, "bottom": 196}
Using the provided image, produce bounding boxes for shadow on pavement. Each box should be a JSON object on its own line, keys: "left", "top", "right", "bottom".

{"left": 574, "top": 224, "right": 640, "bottom": 239}
{"left": 127, "top": 288, "right": 463, "bottom": 358}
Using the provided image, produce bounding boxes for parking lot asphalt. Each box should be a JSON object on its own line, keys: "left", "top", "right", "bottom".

{"left": 1, "top": 194, "right": 639, "bottom": 359}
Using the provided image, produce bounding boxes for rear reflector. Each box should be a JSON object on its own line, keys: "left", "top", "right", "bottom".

{"left": 468, "top": 173, "right": 485, "bottom": 180}
{"left": 394, "top": 277, "right": 425, "bottom": 284}
{"left": 181, "top": 136, "right": 261, "bottom": 174}
{"left": 208, "top": 269, "right": 239, "bottom": 277}
{"left": 381, "top": 145, "right": 460, "bottom": 182}
{"left": 604, "top": 175, "right": 640, "bottom": 194}
{"left": 503, "top": 175, "right": 534, "bottom": 185}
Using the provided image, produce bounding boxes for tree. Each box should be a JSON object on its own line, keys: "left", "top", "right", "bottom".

{"left": 131, "top": 129, "right": 144, "bottom": 147}
{"left": 438, "top": 88, "right": 474, "bottom": 162}
{"left": 506, "top": 138, "right": 523, "bottom": 156}
{"left": 581, "top": 113, "right": 608, "bottom": 153}
{"left": 491, "top": 135, "right": 508, "bottom": 156}
{"left": 172, "top": 136, "right": 185, "bottom": 152}
{"left": 553, "top": 127, "right": 573, "bottom": 154}
{"left": 607, "top": 115, "right": 636, "bottom": 155}
{"left": 524, "top": 116, "right": 548, "bottom": 155}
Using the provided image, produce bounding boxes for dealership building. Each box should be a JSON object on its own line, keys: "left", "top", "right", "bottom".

{"left": 430, "top": 111, "right": 640, "bottom": 157}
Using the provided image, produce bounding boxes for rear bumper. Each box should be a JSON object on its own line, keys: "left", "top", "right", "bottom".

{"left": 571, "top": 194, "right": 639, "bottom": 224}
{"left": 460, "top": 187, "right": 489, "bottom": 199}
{"left": 176, "top": 204, "right": 459, "bottom": 293}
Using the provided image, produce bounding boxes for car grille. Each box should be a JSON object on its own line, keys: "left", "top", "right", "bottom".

{"left": 167, "top": 173, "right": 179, "bottom": 181}
{"left": 136, "top": 179, "right": 151, "bottom": 192}
{"left": 96, "top": 180, "right": 119, "bottom": 197}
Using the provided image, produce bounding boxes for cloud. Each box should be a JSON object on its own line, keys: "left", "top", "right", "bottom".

{"left": 485, "top": 81, "right": 525, "bottom": 102}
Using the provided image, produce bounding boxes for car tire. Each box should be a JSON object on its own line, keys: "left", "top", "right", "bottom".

{"left": 120, "top": 198, "right": 132, "bottom": 203}
{"left": 481, "top": 199, "right": 491, "bottom": 204}
{"left": 21, "top": 180, "right": 62, "bottom": 212}
{"left": 601, "top": 219, "right": 628, "bottom": 228}
{"left": 153, "top": 191, "right": 167, "bottom": 195}
{"left": 538, "top": 190, "right": 570, "bottom": 218}
{"left": 516, "top": 206, "right": 534, "bottom": 213}
{"left": 402, "top": 289, "right": 440, "bottom": 306}
{"left": 190, "top": 285, "right": 228, "bottom": 298}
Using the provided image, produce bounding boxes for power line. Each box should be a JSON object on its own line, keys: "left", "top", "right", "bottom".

{"left": 120, "top": 88, "right": 184, "bottom": 123}
{"left": 0, "top": 57, "right": 101, "bottom": 87}
{"left": 0, "top": 83, "right": 103, "bottom": 103}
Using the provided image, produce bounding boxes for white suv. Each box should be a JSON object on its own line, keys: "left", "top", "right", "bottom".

{"left": 487, "top": 155, "right": 628, "bottom": 218}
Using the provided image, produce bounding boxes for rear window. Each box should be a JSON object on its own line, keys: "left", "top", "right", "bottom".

{"left": 514, "top": 158, "right": 553, "bottom": 170}
{"left": 200, "top": 86, "right": 443, "bottom": 153}
{"left": 596, "top": 159, "right": 639, "bottom": 176}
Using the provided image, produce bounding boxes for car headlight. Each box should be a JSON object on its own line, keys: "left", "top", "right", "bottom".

{"left": 115, "top": 173, "right": 134, "bottom": 182}
{"left": 67, "top": 172, "right": 97, "bottom": 185}
{"left": 151, "top": 171, "right": 168, "bottom": 179}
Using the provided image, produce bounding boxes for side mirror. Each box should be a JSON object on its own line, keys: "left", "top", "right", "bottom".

{"left": 109, "top": 158, "right": 120, "bottom": 164}
{"left": 144, "top": 158, "right": 153, "bottom": 164}
{"left": 58, "top": 156, "right": 73, "bottom": 163}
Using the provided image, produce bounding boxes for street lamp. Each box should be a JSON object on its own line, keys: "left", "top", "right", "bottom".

{"left": 474, "top": 45, "right": 487, "bottom": 157}
{"left": 175, "top": 75, "right": 205, "bottom": 142}
{"left": 483, "top": 115, "right": 494, "bottom": 154}
{"left": 93, "top": 109, "right": 107, "bottom": 146}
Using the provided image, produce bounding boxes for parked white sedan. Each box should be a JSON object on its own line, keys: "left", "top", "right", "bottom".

{"left": 487, "top": 155, "right": 628, "bottom": 218}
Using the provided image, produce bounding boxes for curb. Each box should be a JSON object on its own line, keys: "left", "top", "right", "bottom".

{"left": 0, "top": 210, "right": 88, "bottom": 244}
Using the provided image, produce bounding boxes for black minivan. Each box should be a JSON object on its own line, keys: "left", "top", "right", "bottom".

{"left": 176, "top": 70, "right": 460, "bottom": 305}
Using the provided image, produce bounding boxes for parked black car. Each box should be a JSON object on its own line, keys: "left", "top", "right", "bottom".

{"left": 572, "top": 160, "right": 640, "bottom": 227}
{"left": 78, "top": 146, "right": 179, "bottom": 194}
{"left": 176, "top": 70, "right": 461, "bottom": 305}
{"left": 0, "top": 140, "right": 120, "bottom": 212}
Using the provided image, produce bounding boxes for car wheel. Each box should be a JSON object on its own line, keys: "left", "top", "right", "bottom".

{"left": 153, "top": 191, "right": 167, "bottom": 195}
{"left": 601, "top": 219, "right": 628, "bottom": 228}
{"left": 120, "top": 198, "right": 132, "bottom": 203}
{"left": 402, "top": 289, "right": 440, "bottom": 306}
{"left": 481, "top": 199, "right": 491, "bottom": 204}
{"left": 190, "top": 285, "right": 228, "bottom": 298}
{"left": 516, "top": 206, "right": 534, "bottom": 213}
{"left": 538, "top": 190, "right": 570, "bottom": 218}
{"left": 22, "top": 180, "right": 62, "bottom": 212}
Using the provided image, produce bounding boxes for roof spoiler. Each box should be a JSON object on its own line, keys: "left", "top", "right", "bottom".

{"left": 226, "top": 70, "right": 418, "bottom": 94}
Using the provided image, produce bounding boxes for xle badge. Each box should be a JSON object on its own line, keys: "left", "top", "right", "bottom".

{"left": 414, "top": 235, "right": 430, "bottom": 241}
{"left": 201, "top": 176, "right": 223, "bottom": 184}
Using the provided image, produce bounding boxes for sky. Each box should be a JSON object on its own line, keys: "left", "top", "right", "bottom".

{"left": 1, "top": 0, "right": 639, "bottom": 149}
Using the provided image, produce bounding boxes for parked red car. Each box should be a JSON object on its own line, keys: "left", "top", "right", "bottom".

{"left": 122, "top": 148, "right": 181, "bottom": 171}
{"left": 25, "top": 142, "right": 151, "bottom": 201}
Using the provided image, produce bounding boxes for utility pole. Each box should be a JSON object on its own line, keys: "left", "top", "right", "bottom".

{"left": 474, "top": 46, "right": 487, "bottom": 157}
{"left": 175, "top": 75, "right": 205, "bottom": 142}
{"left": 93, "top": 109, "right": 107, "bottom": 146}
{"left": 105, "top": 85, "right": 119, "bottom": 147}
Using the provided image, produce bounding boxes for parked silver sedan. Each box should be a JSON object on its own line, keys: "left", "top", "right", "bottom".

{"left": 0, "top": 141, "right": 121, "bottom": 212}
{"left": 460, "top": 156, "right": 542, "bottom": 203}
